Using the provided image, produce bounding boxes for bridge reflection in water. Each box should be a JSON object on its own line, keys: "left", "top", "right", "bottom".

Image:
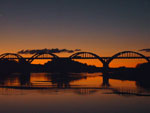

{"left": 0, "top": 72, "right": 150, "bottom": 96}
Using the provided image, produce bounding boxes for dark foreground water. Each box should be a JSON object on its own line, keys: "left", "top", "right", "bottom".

{"left": 0, "top": 72, "right": 150, "bottom": 113}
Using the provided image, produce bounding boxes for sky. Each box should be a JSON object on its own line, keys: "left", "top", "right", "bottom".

{"left": 0, "top": 0, "right": 150, "bottom": 57}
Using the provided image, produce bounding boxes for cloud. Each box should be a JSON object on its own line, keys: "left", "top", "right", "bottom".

{"left": 75, "top": 49, "right": 81, "bottom": 51}
{"left": 17, "top": 48, "right": 81, "bottom": 54}
{"left": 139, "top": 48, "right": 150, "bottom": 52}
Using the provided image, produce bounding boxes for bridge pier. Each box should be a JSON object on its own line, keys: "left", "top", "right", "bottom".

{"left": 103, "top": 63, "right": 109, "bottom": 72}
{"left": 102, "top": 75, "right": 110, "bottom": 87}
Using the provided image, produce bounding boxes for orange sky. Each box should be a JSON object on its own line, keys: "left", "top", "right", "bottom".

{"left": 0, "top": 1, "right": 150, "bottom": 68}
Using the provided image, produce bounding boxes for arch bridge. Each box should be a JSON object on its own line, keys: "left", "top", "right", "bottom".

{"left": 0, "top": 51, "right": 149, "bottom": 68}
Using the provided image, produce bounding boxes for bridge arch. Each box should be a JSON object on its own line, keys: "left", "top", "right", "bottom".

{"left": 69, "top": 52, "right": 106, "bottom": 67}
{"left": 28, "top": 52, "right": 59, "bottom": 63}
{"left": 107, "top": 51, "right": 150, "bottom": 67}
{"left": 0, "top": 53, "right": 25, "bottom": 63}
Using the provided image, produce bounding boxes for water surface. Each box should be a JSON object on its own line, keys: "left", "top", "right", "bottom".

{"left": 0, "top": 72, "right": 150, "bottom": 113}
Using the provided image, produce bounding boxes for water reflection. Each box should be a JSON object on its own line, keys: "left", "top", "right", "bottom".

{"left": 0, "top": 72, "right": 150, "bottom": 96}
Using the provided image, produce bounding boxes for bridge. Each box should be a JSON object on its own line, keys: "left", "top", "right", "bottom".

{"left": 0, "top": 51, "right": 150, "bottom": 69}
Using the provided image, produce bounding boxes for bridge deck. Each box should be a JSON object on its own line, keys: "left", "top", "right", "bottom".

{"left": 1, "top": 57, "right": 150, "bottom": 60}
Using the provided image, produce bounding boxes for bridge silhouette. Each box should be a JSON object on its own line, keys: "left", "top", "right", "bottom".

{"left": 0, "top": 51, "right": 150, "bottom": 69}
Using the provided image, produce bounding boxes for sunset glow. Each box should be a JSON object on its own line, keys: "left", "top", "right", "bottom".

{"left": 0, "top": 1, "right": 150, "bottom": 113}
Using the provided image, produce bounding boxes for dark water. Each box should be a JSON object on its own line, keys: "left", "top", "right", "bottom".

{"left": 0, "top": 72, "right": 150, "bottom": 113}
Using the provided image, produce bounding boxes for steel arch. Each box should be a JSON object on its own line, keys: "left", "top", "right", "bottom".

{"left": 28, "top": 52, "right": 59, "bottom": 63}
{"left": 107, "top": 51, "right": 150, "bottom": 66}
{"left": 69, "top": 52, "right": 106, "bottom": 67}
{"left": 0, "top": 53, "right": 24, "bottom": 62}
